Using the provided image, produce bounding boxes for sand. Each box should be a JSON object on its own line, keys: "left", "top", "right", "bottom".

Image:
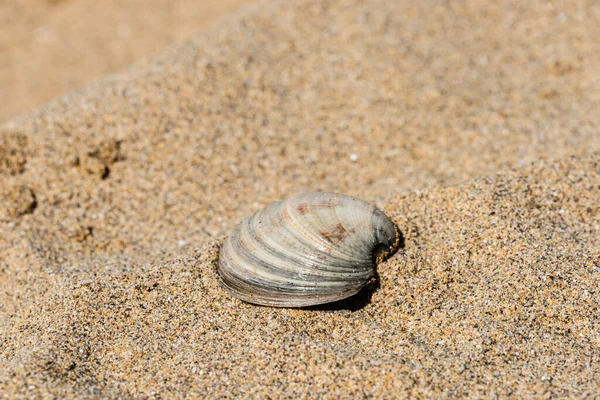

{"left": 0, "top": 0, "right": 599, "bottom": 397}
{"left": 0, "top": 0, "right": 259, "bottom": 122}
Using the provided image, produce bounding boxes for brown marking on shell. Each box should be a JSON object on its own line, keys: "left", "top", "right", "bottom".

{"left": 313, "top": 199, "right": 332, "bottom": 209}
{"left": 320, "top": 222, "right": 349, "bottom": 244}
{"left": 297, "top": 203, "right": 309, "bottom": 216}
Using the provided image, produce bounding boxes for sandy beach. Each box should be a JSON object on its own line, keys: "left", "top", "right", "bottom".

{"left": 1, "top": 0, "right": 599, "bottom": 397}
{"left": 0, "top": 0, "right": 259, "bottom": 121}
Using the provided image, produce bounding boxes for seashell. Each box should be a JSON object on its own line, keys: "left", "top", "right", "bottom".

{"left": 217, "top": 192, "right": 401, "bottom": 307}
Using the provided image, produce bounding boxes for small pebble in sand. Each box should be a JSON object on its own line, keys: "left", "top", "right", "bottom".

{"left": 217, "top": 192, "right": 401, "bottom": 307}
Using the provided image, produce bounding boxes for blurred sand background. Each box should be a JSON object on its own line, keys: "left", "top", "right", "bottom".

{"left": 1, "top": 0, "right": 599, "bottom": 397}
{"left": 0, "top": 0, "right": 258, "bottom": 122}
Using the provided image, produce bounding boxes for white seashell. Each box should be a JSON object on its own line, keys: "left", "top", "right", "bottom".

{"left": 217, "top": 192, "right": 401, "bottom": 307}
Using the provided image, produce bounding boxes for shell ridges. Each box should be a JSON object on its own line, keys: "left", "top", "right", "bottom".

{"left": 217, "top": 192, "right": 401, "bottom": 307}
